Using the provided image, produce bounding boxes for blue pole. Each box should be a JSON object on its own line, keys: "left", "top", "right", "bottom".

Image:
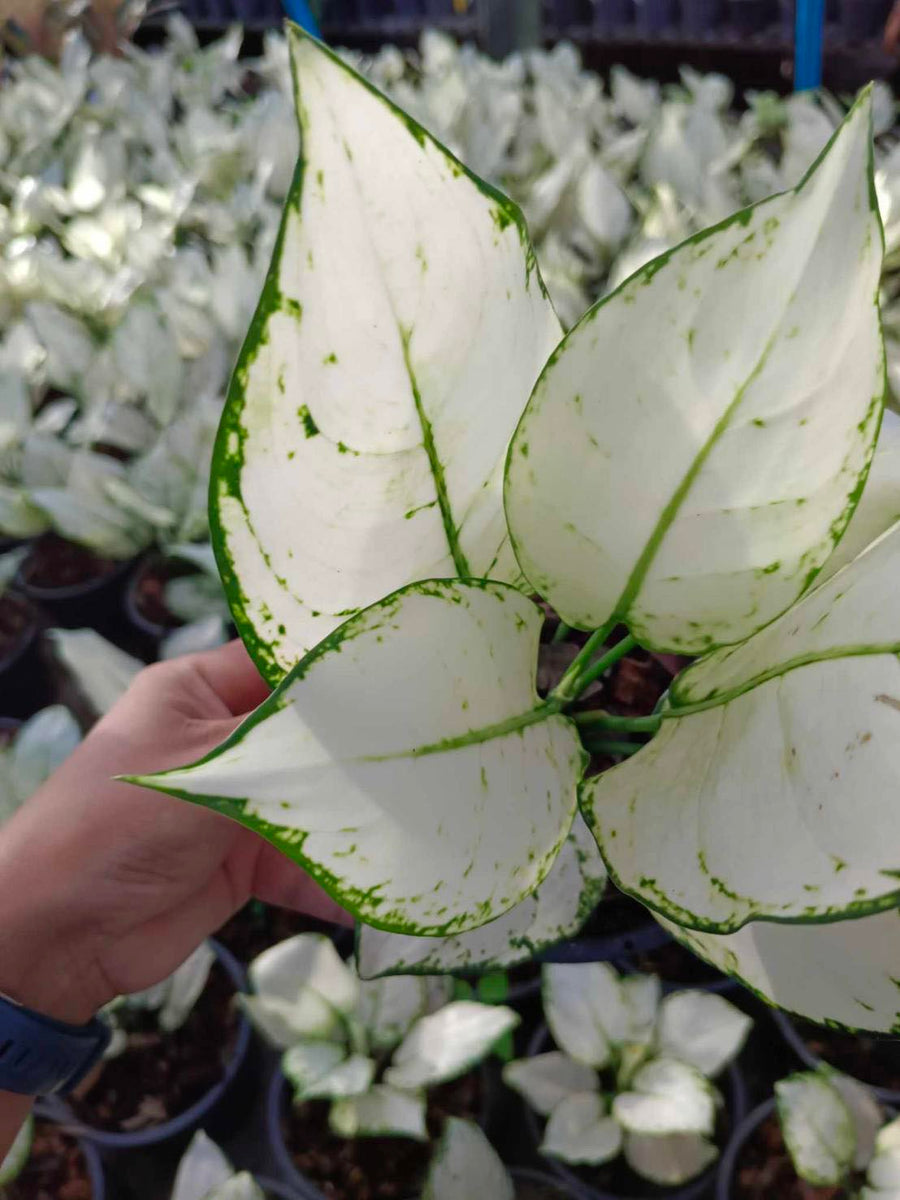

{"left": 794, "top": 0, "right": 825, "bottom": 90}
{"left": 281, "top": 0, "right": 322, "bottom": 35}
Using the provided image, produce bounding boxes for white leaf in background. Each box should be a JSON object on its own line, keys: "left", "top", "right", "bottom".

{"left": 281, "top": 1041, "right": 347, "bottom": 1097}
{"left": 5, "top": 705, "right": 81, "bottom": 813}
{"left": 829, "top": 1071, "right": 883, "bottom": 1171}
{"left": 610, "top": 66, "right": 660, "bottom": 126}
{"left": 543, "top": 963, "right": 656, "bottom": 1069}
{"left": 299, "top": 1054, "right": 376, "bottom": 1101}
{"left": 623, "top": 1131, "right": 718, "bottom": 1186}
{"left": 207, "top": 1175, "right": 265, "bottom": 1200}
{"left": 865, "top": 1116, "right": 900, "bottom": 1196}
{"left": 213, "top": 29, "right": 560, "bottom": 684}
{"left": 171, "top": 1131, "right": 234, "bottom": 1200}
{"left": 356, "top": 974, "right": 428, "bottom": 1051}
{"left": 613, "top": 1059, "right": 717, "bottom": 1136}
{"left": 132, "top": 583, "right": 584, "bottom": 937}
{"left": 656, "top": 991, "right": 752, "bottom": 1078}
{"left": 329, "top": 1085, "right": 428, "bottom": 1141}
{"left": 502, "top": 1053, "right": 599, "bottom": 1117}
{"left": 776, "top": 1072, "right": 856, "bottom": 1186}
{"left": 656, "top": 908, "right": 900, "bottom": 1033}
{"left": 506, "top": 95, "right": 883, "bottom": 652}
{"left": 384, "top": 1001, "right": 518, "bottom": 1090}
{"left": 48, "top": 628, "right": 142, "bottom": 715}
{"left": 541, "top": 1093, "right": 623, "bottom": 1165}
{"left": 251, "top": 935, "right": 359, "bottom": 1017}
{"left": 160, "top": 616, "right": 228, "bottom": 660}
{"left": 355, "top": 814, "right": 607, "bottom": 977}
{"left": 422, "top": 1119, "right": 514, "bottom": 1200}
{"left": 586, "top": 522, "right": 900, "bottom": 931}
{"left": 157, "top": 941, "right": 216, "bottom": 1032}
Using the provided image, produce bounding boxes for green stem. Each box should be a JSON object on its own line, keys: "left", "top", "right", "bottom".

{"left": 552, "top": 621, "right": 572, "bottom": 645}
{"left": 573, "top": 634, "right": 637, "bottom": 697}
{"left": 550, "top": 618, "right": 617, "bottom": 703}
{"left": 582, "top": 739, "right": 643, "bottom": 757}
{"left": 575, "top": 710, "right": 663, "bottom": 733}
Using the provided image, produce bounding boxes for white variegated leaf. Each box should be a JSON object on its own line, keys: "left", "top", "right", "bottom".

{"left": 656, "top": 991, "right": 752, "bottom": 1078}
{"left": 543, "top": 963, "right": 657, "bottom": 1069}
{"left": 207, "top": 1174, "right": 265, "bottom": 1200}
{"left": 238, "top": 990, "right": 341, "bottom": 1049}
{"left": 355, "top": 815, "right": 606, "bottom": 977}
{"left": 423, "top": 1119, "right": 514, "bottom": 1200}
{"left": 130, "top": 582, "right": 584, "bottom": 936}
{"left": 8, "top": 705, "right": 81, "bottom": 807}
{"left": 171, "top": 1131, "right": 234, "bottom": 1200}
{"left": 356, "top": 974, "right": 428, "bottom": 1050}
{"left": 282, "top": 1041, "right": 347, "bottom": 1097}
{"left": 613, "top": 1059, "right": 717, "bottom": 1137}
{"left": 48, "top": 629, "right": 142, "bottom": 716}
{"left": 329, "top": 1085, "right": 427, "bottom": 1141}
{"left": 585, "top": 523, "right": 900, "bottom": 930}
{"left": 656, "top": 909, "right": 900, "bottom": 1033}
{"left": 540, "top": 1093, "right": 623, "bottom": 1166}
{"left": 502, "top": 1053, "right": 600, "bottom": 1117}
{"left": 300, "top": 1054, "right": 376, "bottom": 1101}
{"left": 776, "top": 1072, "right": 856, "bottom": 1186}
{"left": 250, "top": 935, "right": 359, "bottom": 1017}
{"left": 829, "top": 1071, "right": 883, "bottom": 1171}
{"left": 623, "top": 1132, "right": 718, "bottom": 1186}
{"left": 505, "top": 94, "right": 884, "bottom": 652}
{"left": 865, "top": 1116, "right": 900, "bottom": 1195}
{"left": 213, "top": 28, "right": 560, "bottom": 685}
{"left": 158, "top": 942, "right": 216, "bottom": 1032}
{"left": 384, "top": 1001, "right": 518, "bottom": 1090}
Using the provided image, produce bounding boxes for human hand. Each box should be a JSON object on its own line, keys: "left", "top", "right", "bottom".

{"left": 886, "top": 0, "right": 900, "bottom": 53}
{"left": 0, "top": 640, "right": 346, "bottom": 1028}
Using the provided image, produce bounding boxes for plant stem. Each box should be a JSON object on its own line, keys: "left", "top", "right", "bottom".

{"left": 552, "top": 621, "right": 572, "bottom": 644}
{"left": 572, "top": 634, "right": 637, "bottom": 697}
{"left": 582, "top": 739, "right": 643, "bottom": 757}
{"left": 550, "top": 618, "right": 618, "bottom": 703}
{"left": 575, "top": 710, "right": 663, "bottom": 733}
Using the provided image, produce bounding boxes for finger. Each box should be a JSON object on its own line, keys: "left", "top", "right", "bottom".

{"left": 189, "top": 639, "right": 272, "bottom": 716}
{"left": 251, "top": 840, "right": 353, "bottom": 926}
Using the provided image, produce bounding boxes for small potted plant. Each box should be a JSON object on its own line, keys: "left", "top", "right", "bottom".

{"left": 170, "top": 1130, "right": 298, "bottom": 1200}
{"left": 45, "top": 941, "right": 251, "bottom": 1151}
{"left": 246, "top": 934, "right": 518, "bottom": 1199}
{"left": 504, "top": 962, "right": 751, "bottom": 1198}
{"left": 716, "top": 1067, "right": 892, "bottom": 1198}
{"left": 0, "top": 1113, "right": 105, "bottom": 1199}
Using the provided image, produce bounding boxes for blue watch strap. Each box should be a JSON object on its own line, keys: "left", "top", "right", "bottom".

{"left": 0, "top": 993, "right": 111, "bottom": 1096}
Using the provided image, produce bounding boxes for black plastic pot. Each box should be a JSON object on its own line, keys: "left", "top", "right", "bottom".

{"left": 714, "top": 1098, "right": 773, "bottom": 1200}
{"left": 773, "top": 1010, "right": 900, "bottom": 1105}
{"left": 837, "top": 0, "right": 889, "bottom": 36}
{"left": 681, "top": 0, "right": 724, "bottom": 32}
{"left": 550, "top": 0, "right": 594, "bottom": 23}
{"left": 727, "top": 0, "right": 773, "bottom": 28}
{"left": 594, "top": 0, "right": 636, "bottom": 26}
{"left": 260, "top": 1179, "right": 305, "bottom": 1199}
{"left": 38, "top": 941, "right": 253, "bottom": 1153}
{"left": 16, "top": 537, "right": 134, "bottom": 637}
{"left": 521, "top": 1025, "right": 749, "bottom": 1200}
{"left": 266, "top": 1061, "right": 493, "bottom": 1199}
{"left": 0, "top": 590, "right": 50, "bottom": 720}
{"left": 635, "top": 0, "right": 680, "bottom": 30}
{"left": 512, "top": 1167, "right": 583, "bottom": 1197}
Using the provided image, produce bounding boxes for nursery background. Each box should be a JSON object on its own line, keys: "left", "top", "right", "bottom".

{"left": 3, "top": 2, "right": 900, "bottom": 1199}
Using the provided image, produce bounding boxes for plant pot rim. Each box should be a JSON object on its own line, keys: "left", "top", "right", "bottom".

{"left": 265, "top": 1058, "right": 493, "bottom": 1199}
{"left": 713, "top": 1096, "right": 775, "bottom": 1200}
{"left": 773, "top": 1009, "right": 900, "bottom": 1104}
{"left": 0, "top": 590, "right": 39, "bottom": 677}
{"left": 522, "top": 1023, "right": 749, "bottom": 1200}
{"left": 511, "top": 1165, "right": 584, "bottom": 1197}
{"left": 123, "top": 553, "right": 191, "bottom": 640}
{"left": 16, "top": 540, "right": 134, "bottom": 603}
{"left": 37, "top": 939, "right": 252, "bottom": 1150}
{"left": 258, "top": 1176, "right": 306, "bottom": 1200}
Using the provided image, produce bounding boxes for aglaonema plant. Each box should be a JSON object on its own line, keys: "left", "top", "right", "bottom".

{"left": 239, "top": 933, "right": 517, "bottom": 1139}
{"left": 128, "top": 25, "right": 899, "bottom": 1033}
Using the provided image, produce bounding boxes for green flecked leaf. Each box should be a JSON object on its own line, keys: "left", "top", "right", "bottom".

{"left": 584, "top": 522, "right": 900, "bottom": 932}
{"left": 212, "top": 27, "right": 561, "bottom": 686}
{"left": 355, "top": 813, "right": 606, "bottom": 978}
{"left": 655, "top": 908, "right": 900, "bottom": 1034}
{"left": 505, "top": 91, "right": 884, "bottom": 654}
{"left": 613, "top": 1058, "right": 717, "bottom": 1137}
{"left": 126, "top": 581, "right": 585, "bottom": 936}
{"left": 384, "top": 1000, "right": 519, "bottom": 1090}
{"left": 776, "top": 1072, "right": 856, "bottom": 1186}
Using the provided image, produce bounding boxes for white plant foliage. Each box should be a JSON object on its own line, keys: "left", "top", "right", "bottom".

{"left": 612, "top": 1059, "right": 716, "bottom": 1137}
{"left": 656, "top": 991, "right": 753, "bottom": 1078}
{"left": 864, "top": 1116, "right": 900, "bottom": 1198}
{"left": 422, "top": 1119, "right": 515, "bottom": 1200}
{"left": 134, "top": 582, "right": 585, "bottom": 938}
{"left": 502, "top": 1052, "right": 599, "bottom": 1117}
{"left": 48, "top": 627, "right": 142, "bottom": 715}
{"left": 776, "top": 1072, "right": 857, "bottom": 1187}
{"left": 0, "top": 704, "right": 81, "bottom": 822}
{"left": 355, "top": 814, "right": 607, "bottom": 978}
{"left": 830, "top": 1072, "right": 884, "bottom": 1172}
{"left": 384, "top": 1001, "right": 519, "bottom": 1090}
{"left": 542, "top": 962, "right": 661, "bottom": 1069}
{"left": 104, "top": 942, "right": 216, "bottom": 1052}
{"left": 171, "top": 1132, "right": 236, "bottom": 1200}
{"left": 213, "top": 28, "right": 561, "bottom": 684}
{"left": 586, "top": 519, "right": 900, "bottom": 933}
{"left": 541, "top": 1093, "right": 623, "bottom": 1165}
{"left": 623, "top": 1131, "right": 719, "bottom": 1187}
{"left": 506, "top": 94, "right": 884, "bottom": 653}
{"left": 329, "top": 1085, "right": 428, "bottom": 1141}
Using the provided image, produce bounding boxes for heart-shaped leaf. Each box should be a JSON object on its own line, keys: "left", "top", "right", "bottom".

{"left": 384, "top": 1001, "right": 519, "bottom": 1090}
{"left": 355, "top": 814, "right": 606, "bottom": 978}
{"left": 213, "top": 28, "right": 561, "bottom": 685}
{"left": 613, "top": 1059, "right": 717, "bottom": 1137}
{"left": 655, "top": 991, "right": 752, "bottom": 1078}
{"left": 127, "top": 581, "right": 584, "bottom": 936}
{"left": 329, "top": 1085, "right": 427, "bottom": 1141}
{"left": 505, "top": 92, "right": 883, "bottom": 653}
{"left": 540, "top": 1093, "right": 623, "bottom": 1165}
{"left": 543, "top": 963, "right": 661, "bottom": 1069}
{"left": 584, "top": 522, "right": 900, "bottom": 931}
{"left": 503, "top": 1052, "right": 600, "bottom": 1117}
{"left": 423, "top": 1119, "right": 514, "bottom": 1200}
{"left": 623, "top": 1132, "right": 718, "bottom": 1186}
{"left": 776, "top": 1072, "right": 856, "bottom": 1186}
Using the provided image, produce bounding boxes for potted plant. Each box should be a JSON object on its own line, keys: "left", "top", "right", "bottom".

{"left": 716, "top": 1067, "right": 893, "bottom": 1198}
{"left": 503, "top": 962, "right": 751, "bottom": 1198}
{"left": 44, "top": 941, "right": 252, "bottom": 1151}
{"left": 242, "top": 933, "right": 516, "bottom": 1199}
{"left": 774, "top": 1011, "right": 900, "bottom": 1106}
{"left": 0, "top": 1113, "right": 105, "bottom": 1199}
{"left": 171, "top": 1130, "right": 300, "bottom": 1200}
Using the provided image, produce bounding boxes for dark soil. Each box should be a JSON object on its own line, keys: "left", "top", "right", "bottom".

{"left": 21, "top": 536, "right": 118, "bottom": 592}
{"left": 0, "top": 591, "right": 35, "bottom": 661}
{"left": 69, "top": 961, "right": 239, "bottom": 1133}
{"left": 216, "top": 901, "right": 351, "bottom": 966}
{"left": 130, "top": 558, "right": 197, "bottom": 630}
{"left": 798, "top": 1022, "right": 900, "bottom": 1094}
{"left": 733, "top": 1113, "right": 852, "bottom": 1199}
{"left": 6, "top": 1121, "right": 94, "bottom": 1200}
{"left": 630, "top": 938, "right": 727, "bottom": 987}
{"left": 283, "top": 1071, "right": 483, "bottom": 1200}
